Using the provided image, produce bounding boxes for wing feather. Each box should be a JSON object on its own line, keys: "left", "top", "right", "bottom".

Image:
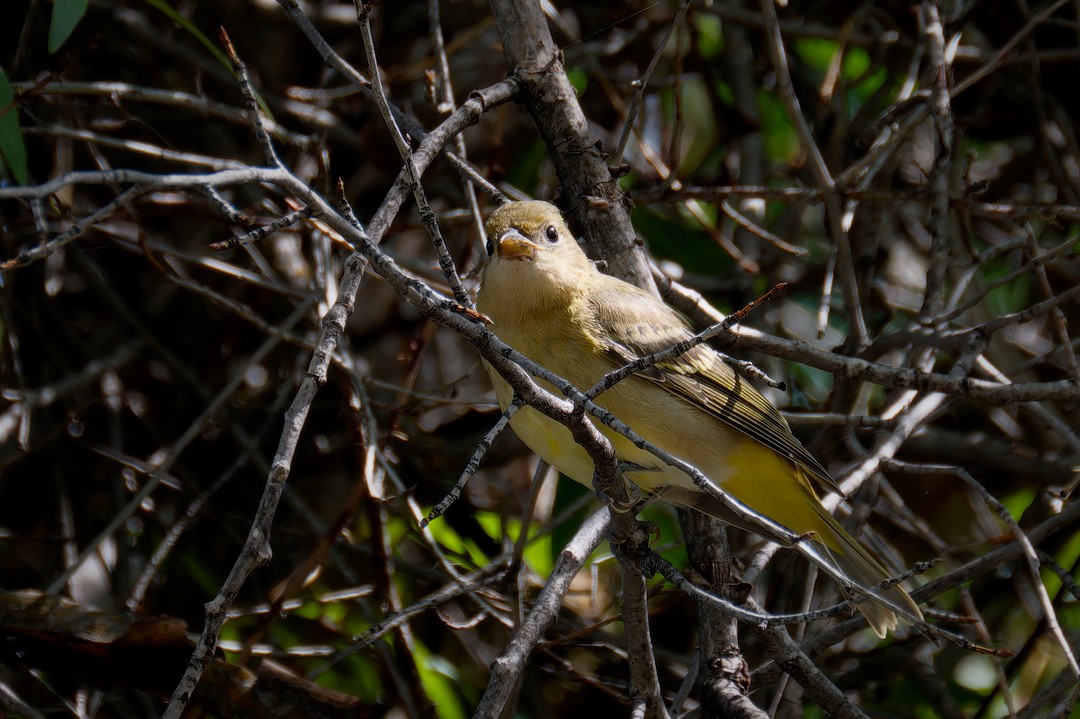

{"left": 589, "top": 283, "right": 839, "bottom": 494}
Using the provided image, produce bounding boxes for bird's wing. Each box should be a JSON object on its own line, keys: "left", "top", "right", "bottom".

{"left": 589, "top": 283, "right": 840, "bottom": 494}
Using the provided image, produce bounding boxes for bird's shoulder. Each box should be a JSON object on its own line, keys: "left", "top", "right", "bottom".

{"left": 586, "top": 277, "right": 724, "bottom": 380}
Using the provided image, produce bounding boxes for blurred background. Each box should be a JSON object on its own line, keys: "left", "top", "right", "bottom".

{"left": 1, "top": 0, "right": 1079, "bottom": 717}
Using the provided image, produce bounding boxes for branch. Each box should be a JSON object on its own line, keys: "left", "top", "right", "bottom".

{"left": 474, "top": 509, "right": 610, "bottom": 718}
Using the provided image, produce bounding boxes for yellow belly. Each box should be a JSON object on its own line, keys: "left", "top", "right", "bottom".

{"left": 483, "top": 360, "right": 824, "bottom": 541}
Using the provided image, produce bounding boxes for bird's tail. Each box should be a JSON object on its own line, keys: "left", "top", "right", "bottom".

{"left": 811, "top": 505, "right": 922, "bottom": 638}
{"left": 654, "top": 483, "right": 922, "bottom": 638}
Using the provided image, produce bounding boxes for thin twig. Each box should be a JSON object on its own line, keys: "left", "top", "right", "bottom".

{"left": 611, "top": 0, "right": 691, "bottom": 165}
{"left": 356, "top": 6, "right": 472, "bottom": 308}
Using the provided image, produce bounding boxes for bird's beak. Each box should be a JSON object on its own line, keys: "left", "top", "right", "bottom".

{"left": 496, "top": 229, "right": 537, "bottom": 261}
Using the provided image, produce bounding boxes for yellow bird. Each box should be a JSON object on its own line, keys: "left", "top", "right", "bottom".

{"left": 476, "top": 200, "right": 920, "bottom": 637}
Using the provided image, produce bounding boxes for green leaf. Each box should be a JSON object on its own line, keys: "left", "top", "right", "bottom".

{"left": 632, "top": 205, "right": 734, "bottom": 274}
{"left": 48, "top": 0, "right": 89, "bottom": 53}
{"left": 984, "top": 266, "right": 1032, "bottom": 315}
{"left": 522, "top": 524, "right": 553, "bottom": 576}
{"left": 549, "top": 475, "right": 592, "bottom": 557}
{"left": 414, "top": 640, "right": 468, "bottom": 719}
{"left": 694, "top": 14, "right": 723, "bottom": 57}
{"left": 473, "top": 509, "right": 504, "bottom": 542}
{"left": 506, "top": 137, "right": 548, "bottom": 194}
{"left": 424, "top": 510, "right": 490, "bottom": 566}
{"left": 322, "top": 654, "right": 385, "bottom": 701}
{"left": 140, "top": 0, "right": 276, "bottom": 122}
{"left": 566, "top": 66, "right": 588, "bottom": 95}
{"left": 792, "top": 39, "right": 889, "bottom": 114}
{"left": 142, "top": 0, "right": 231, "bottom": 69}
{"left": 0, "top": 68, "right": 28, "bottom": 185}
{"left": 476, "top": 509, "right": 556, "bottom": 575}
{"left": 759, "top": 90, "right": 799, "bottom": 163}
{"left": 1000, "top": 487, "right": 1037, "bottom": 524}
{"left": 794, "top": 38, "right": 838, "bottom": 73}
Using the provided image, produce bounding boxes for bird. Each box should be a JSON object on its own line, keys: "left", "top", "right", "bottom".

{"left": 475, "top": 200, "right": 921, "bottom": 637}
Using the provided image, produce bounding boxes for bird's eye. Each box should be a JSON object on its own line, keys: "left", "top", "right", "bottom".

{"left": 485, "top": 238, "right": 494, "bottom": 256}
{"left": 544, "top": 225, "right": 559, "bottom": 243}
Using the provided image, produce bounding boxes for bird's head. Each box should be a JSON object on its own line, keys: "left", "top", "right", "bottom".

{"left": 479, "top": 201, "right": 597, "bottom": 315}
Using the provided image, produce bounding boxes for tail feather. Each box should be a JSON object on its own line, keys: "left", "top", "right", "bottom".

{"left": 653, "top": 483, "right": 922, "bottom": 638}
{"left": 816, "top": 509, "right": 922, "bottom": 637}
